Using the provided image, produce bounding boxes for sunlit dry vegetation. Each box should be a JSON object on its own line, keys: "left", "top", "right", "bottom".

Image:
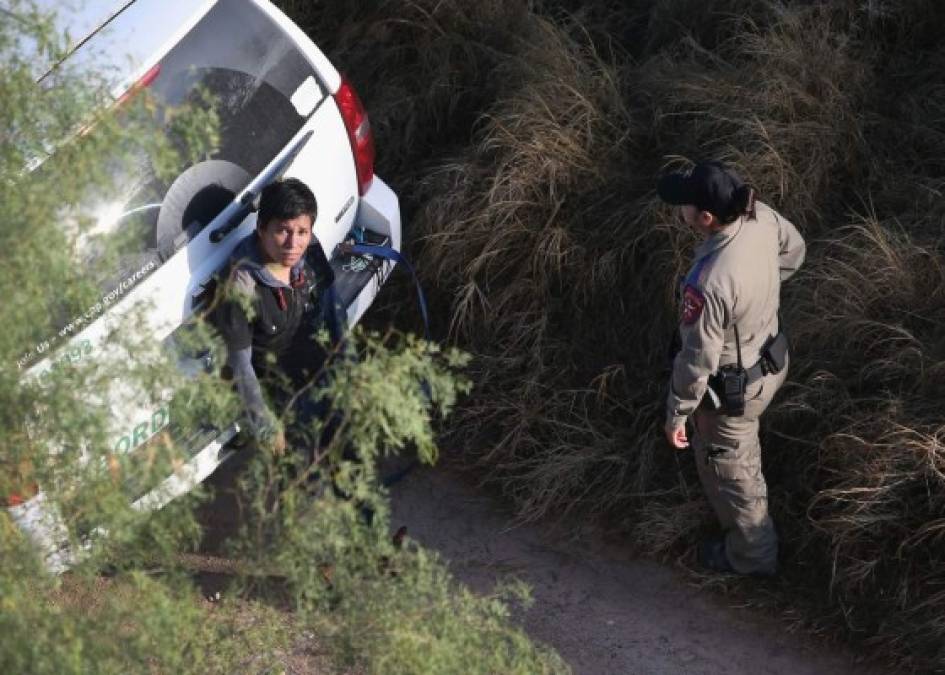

{"left": 281, "top": 0, "right": 945, "bottom": 668}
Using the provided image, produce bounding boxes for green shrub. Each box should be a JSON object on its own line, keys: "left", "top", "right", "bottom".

{"left": 0, "top": 5, "right": 565, "bottom": 673}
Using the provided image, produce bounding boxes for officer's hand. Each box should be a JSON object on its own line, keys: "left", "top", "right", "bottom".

{"left": 269, "top": 429, "right": 287, "bottom": 457}
{"left": 259, "top": 427, "right": 286, "bottom": 456}
{"left": 664, "top": 421, "right": 689, "bottom": 450}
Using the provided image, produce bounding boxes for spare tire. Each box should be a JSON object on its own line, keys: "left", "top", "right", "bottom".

{"left": 156, "top": 159, "right": 251, "bottom": 253}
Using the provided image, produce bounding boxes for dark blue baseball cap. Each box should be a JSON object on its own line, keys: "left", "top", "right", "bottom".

{"left": 657, "top": 161, "right": 746, "bottom": 221}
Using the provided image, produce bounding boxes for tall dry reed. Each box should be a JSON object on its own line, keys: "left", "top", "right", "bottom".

{"left": 281, "top": 0, "right": 945, "bottom": 668}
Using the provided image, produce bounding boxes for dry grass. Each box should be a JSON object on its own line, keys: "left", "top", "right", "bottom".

{"left": 278, "top": 0, "right": 945, "bottom": 669}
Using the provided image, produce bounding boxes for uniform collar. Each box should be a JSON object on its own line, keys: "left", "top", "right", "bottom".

{"left": 694, "top": 216, "right": 744, "bottom": 260}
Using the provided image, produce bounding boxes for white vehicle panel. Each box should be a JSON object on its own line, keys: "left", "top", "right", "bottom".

{"left": 23, "top": 84, "right": 363, "bottom": 446}
{"left": 10, "top": 0, "right": 405, "bottom": 572}
{"left": 285, "top": 105, "right": 360, "bottom": 254}
{"left": 345, "top": 177, "right": 401, "bottom": 325}
{"left": 20, "top": 0, "right": 401, "bottom": 446}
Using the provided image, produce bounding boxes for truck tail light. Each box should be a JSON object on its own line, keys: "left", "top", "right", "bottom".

{"left": 78, "top": 63, "right": 162, "bottom": 137}
{"left": 5, "top": 483, "right": 38, "bottom": 507}
{"left": 116, "top": 63, "right": 162, "bottom": 107}
{"left": 334, "top": 76, "right": 375, "bottom": 196}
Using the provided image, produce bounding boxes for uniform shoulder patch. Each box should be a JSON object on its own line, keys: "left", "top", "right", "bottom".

{"left": 681, "top": 284, "right": 705, "bottom": 325}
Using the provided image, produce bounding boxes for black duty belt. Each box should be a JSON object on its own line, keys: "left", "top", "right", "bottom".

{"left": 744, "top": 330, "right": 789, "bottom": 383}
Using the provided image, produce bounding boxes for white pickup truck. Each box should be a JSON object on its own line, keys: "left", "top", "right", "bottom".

{"left": 5, "top": 0, "right": 401, "bottom": 570}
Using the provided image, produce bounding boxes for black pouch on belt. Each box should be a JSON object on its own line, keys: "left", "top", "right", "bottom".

{"left": 759, "top": 331, "right": 788, "bottom": 375}
{"left": 708, "top": 365, "right": 747, "bottom": 417}
{"left": 707, "top": 321, "right": 750, "bottom": 417}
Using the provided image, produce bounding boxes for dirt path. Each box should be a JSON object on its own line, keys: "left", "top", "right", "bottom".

{"left": 388, "top": 464, "right": 879, "bottom": 675}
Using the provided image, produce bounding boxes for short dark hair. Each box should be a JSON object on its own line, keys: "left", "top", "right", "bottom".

{"left": 257, "top": 177, "right": 317, "bottom": 229}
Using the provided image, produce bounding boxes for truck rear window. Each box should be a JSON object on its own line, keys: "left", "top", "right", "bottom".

{"left": 72, "top": 0, "right": 323, "bottom": 310}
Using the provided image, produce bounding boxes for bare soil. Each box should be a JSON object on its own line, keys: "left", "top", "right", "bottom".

{"left": 65, "top": 455, "right": 888, "bottom": 674}
{"left": 387, "top": 463, "right": 885, "bottom": 675}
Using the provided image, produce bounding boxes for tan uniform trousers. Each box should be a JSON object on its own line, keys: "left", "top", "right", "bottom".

{"left": 691, "top": 359, "right": 787, "bottom": 576}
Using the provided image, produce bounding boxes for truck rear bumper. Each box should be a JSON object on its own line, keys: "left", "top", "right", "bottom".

{"left": 336, "top": 176, "right": 401, "bottom": 326}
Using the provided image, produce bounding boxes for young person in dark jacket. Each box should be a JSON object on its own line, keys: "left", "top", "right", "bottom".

{"left": 213, "top": 178, "right": 345, "bottom": 455}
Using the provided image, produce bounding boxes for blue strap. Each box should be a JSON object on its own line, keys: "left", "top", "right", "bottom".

{"left": 320, "top": 284, "right": 348, "bottom": 353}
{"left": 347, "top": 243, "right": 431, "bottom": 343}
{"left": 344, "top": 242, "right": 432, "bottom": 486}
{"left": 686, "top": 252, "right": 716, "bottom": 288}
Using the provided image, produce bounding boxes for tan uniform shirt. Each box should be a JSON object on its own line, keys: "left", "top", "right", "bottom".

{"left": 667, "top": 200, "right": 806, "bottom": 427}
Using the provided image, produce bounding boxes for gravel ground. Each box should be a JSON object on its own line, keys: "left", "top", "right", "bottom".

{"left": 72, "top": 453, "right": 886, "bottom": 674}
{"left": 387, "top": 463, "right": 886, "bottom": 675}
